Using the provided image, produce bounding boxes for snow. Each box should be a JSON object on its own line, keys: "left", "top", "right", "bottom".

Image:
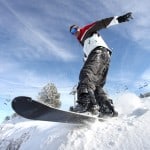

{"left": 0, "top": 93, "right": 150, "bottom": 150}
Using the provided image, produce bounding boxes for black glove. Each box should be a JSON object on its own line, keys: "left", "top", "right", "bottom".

{"left": 117, "top": 12, "right": 133, "bottom": 23}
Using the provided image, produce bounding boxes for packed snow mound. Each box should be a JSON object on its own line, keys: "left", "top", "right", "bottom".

{"left": 0, "top": 93, "right": 150, "bottom": 150}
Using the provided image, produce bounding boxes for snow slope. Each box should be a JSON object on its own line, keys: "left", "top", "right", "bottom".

{"left": 0, "top": 93, "right": 150, "bottom": 150}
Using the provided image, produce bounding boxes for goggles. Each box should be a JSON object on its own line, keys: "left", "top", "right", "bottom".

{"left": 70, "top": 27, "right": 78, "bottom": 35}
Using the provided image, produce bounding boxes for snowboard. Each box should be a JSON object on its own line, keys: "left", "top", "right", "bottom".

{"left": 12, "top": 96, "right": 104, "bottom": 124}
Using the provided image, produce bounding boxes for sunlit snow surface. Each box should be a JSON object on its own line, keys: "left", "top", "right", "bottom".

{"left": 0, "top": 93, "right": 150, "bottom": 150}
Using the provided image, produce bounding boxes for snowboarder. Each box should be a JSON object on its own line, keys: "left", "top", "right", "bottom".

{"left": 69, "top": 12, "right": 133, "bottom": 117}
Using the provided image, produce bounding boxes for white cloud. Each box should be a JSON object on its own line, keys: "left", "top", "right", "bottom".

{"left": 141, "top": 69, "right": 150, "bottom": 80}
{"left": 100, "top": 0, "right": 150, "bottom": 51}
{"left": 0, "top": 0, "right": 76, "bottom": 61}
{"left": 0, "top": 66, "right": 75, "bottom": 99}
{"left": 0, "top": 62, "right": 13, "bottom": 73}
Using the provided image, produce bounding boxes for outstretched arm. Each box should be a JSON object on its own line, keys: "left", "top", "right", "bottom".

{"left": 88, "top": 12, "right": 133, "bottom": 32}
{"left": 79, "top": 12, "right": 133, "bottom": 44}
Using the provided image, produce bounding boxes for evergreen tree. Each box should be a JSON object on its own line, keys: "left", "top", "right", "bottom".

{"left": 38, "top": 83, "right": 61, "bottom": 108}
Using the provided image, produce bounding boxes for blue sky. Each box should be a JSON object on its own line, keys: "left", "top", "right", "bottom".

{"left": 0, "top": 0, "right": 150, "bottom": 123}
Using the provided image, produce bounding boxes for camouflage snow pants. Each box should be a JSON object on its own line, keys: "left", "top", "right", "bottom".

{"left": 77, "top": 46, "right": 111, "bottom": 106}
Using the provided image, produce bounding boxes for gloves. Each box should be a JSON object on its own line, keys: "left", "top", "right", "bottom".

{"left": 117, "top": 12, "right": 133, "bottom": 23}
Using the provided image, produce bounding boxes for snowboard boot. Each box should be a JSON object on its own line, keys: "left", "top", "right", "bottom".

{"left": 99, "top": 99, "right": 118, "bottom": 117}
{"left": 106, "top": 99, "right": 118, "bottom": 117}
{"left": 89, "top": 104, "right": 99, "bottom": 115}
{"left": 70, "top": 103, "right": 89, "bottom": 113}
{"left": 70, "top": 93, "right": 90, "bottom": 113}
